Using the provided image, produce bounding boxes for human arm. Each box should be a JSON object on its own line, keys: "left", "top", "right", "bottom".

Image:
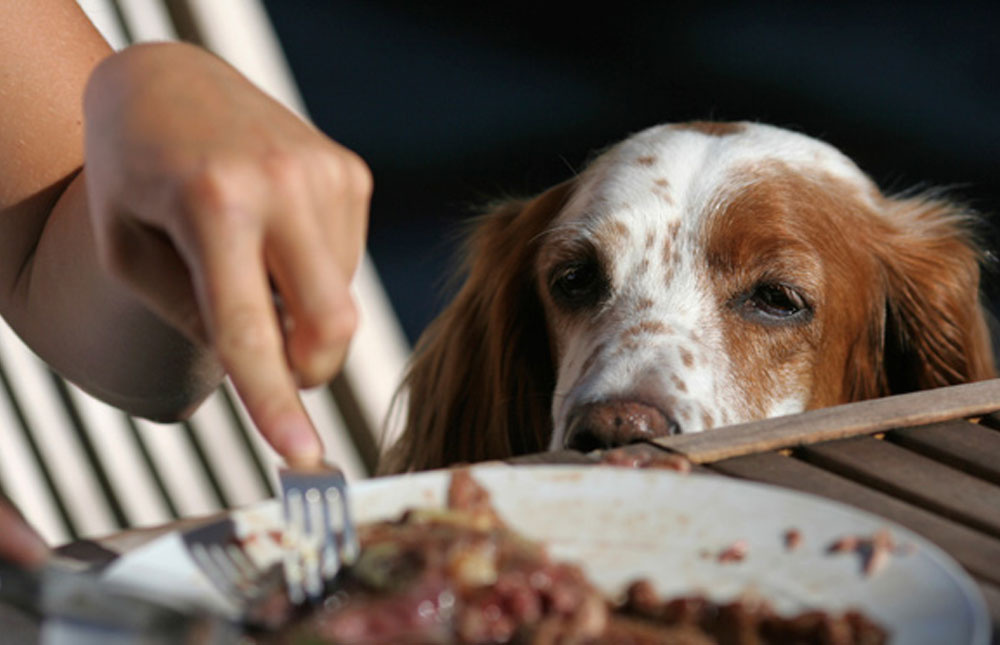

{"left": 0, "top": 0, "right": 370, "bottom": 461}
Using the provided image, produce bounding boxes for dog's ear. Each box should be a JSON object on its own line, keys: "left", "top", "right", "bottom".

{"left": 379, "top": 181, "right": 575, "bottom": 473}
{"left": 876, "top": 195, "right": 996, "bottom": 394}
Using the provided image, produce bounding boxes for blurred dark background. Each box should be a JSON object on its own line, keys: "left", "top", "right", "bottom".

{"left": 262, "top": 0, "right": 1000, "bottom": 345}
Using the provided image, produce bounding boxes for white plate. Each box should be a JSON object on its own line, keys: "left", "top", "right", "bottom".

{"left": 103, "top": 464, "right": 992, "bottom": 644}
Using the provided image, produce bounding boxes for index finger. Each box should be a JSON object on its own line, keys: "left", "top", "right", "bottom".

{"left": 192, "top": 228, "right": 322, "bottom": 465}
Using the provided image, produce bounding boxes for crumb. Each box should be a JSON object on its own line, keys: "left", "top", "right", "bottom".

{"left": 827, "top": 536, "right": 860, "bottom": 553}
{"left": 826, "top": 527, "right": 912, "bottom": 577}
{"left": 717, "top": 539, "right": 748, "bottom": 563}
{"left": 783, "top": 528, "right": 802, "bottom": 551}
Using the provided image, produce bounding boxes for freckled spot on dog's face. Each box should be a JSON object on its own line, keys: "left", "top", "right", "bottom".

{"left": 595, "top": 219, "right": 630, "bottom": 256}
{"left": 623, "top": 320, "right": 668, "bottom": 339}
{"left": 652, "top": 178, "right": 673, "bottom": 204}
{"left": 637, "top": 155, "right": 657, "bottom": 166}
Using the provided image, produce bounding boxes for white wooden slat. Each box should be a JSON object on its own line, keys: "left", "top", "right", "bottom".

{"left": 186, "top": 389, "right": 271, "bottom": 508}
{"left": 65, "top": 384, "right": 171, "bottom": 527}
{"left": 132, "top": 419, "right": 219, "bottom": 517}
{"left": 302, "top": 387, "right": 366, "bottom": 481}
{"left": 178, "top": 0, "right": 308, "bottom": 117}
{"left": 0, "top": 381, "right": 68, "bottom": 545}
{"left": 346, "top": 257, "right": 411, "bottom": 451}
{"left": 222, "top": 380, "right": 282, "bottom": 493}
{"left": 0, "top": 325, "right": 116, "bottom": 539}
{"left": 114, "top": 0, "right": 178, "bottom": 42}
{"left": 76, "top": 0, "right": 129, "bottom": 50}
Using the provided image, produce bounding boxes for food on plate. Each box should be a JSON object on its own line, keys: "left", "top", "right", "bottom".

{"left": 715, "top": 539, "right": 749, "bottom": 564}
{"left": 253, "top": 470, "right": 887, "bottom": 644}
{"left": 784, "top": 528, "right": 803, "bottom": 551}
{"left": 827, "top": 528, "right": 912, "bottom": 578}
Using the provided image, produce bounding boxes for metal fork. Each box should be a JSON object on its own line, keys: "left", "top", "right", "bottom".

{"left": 278, "top": 462, "right": 359, "bottom": 604}
{"left": 189, "top": 541, "right": 287, "bottom": 630}
{"left": 189, "top": 542, "right": 269, "bottom": 612}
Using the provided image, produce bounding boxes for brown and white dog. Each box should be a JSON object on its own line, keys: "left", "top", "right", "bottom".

{"left": 380, "top": 121, "right": 996, "bottom": 473}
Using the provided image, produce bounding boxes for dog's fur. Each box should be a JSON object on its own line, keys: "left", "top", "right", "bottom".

{"left": 380, "top": 121, "right": 996, "bottom": 473}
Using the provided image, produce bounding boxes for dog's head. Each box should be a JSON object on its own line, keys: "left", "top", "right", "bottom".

{"left": 381, "top": 121, "right": 995, "bottom": 473}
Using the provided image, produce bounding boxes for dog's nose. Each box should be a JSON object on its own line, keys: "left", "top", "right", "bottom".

{"left": 564, "top": 400, "right": 678, "bottom": 452}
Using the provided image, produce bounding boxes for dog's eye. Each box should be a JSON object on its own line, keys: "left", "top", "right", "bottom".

{"left": 738, "top": 283, "right": 812, "bottom": 323}
{"left": 551, "top": 261, "right": 604, "bottom": 309}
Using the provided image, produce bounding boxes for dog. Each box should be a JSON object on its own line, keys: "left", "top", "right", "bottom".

{"left": 380, "top": 121, "right": 996, "bottom": 473}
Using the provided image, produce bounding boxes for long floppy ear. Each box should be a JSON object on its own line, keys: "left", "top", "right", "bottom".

{"left": 877, "top": 194, "right": 996, "bottom": 393}
{"left": 378, "top": 182, "right": 575, "bottom": 474}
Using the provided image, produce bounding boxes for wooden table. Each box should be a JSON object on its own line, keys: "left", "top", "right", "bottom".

{"left": 511, "top": 380, "right": 1000, "bottom": 643}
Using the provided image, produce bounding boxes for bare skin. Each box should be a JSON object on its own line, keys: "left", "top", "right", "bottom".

{"left": 0, "top": 1, "right": 370, "bottom": 561}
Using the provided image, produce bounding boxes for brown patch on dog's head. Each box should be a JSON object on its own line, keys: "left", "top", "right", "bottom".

{"left": 674, "top": 121, "right": 747, "bottom": 137}
{"left": 702, "top": 162, "right": 995, "bottom": 418}
{"left": 380, "top": 181, "right": 576, "bottom": 473}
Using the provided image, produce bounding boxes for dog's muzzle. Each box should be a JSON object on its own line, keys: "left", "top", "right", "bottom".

{"left": 563, "top": 400, "right": 679, "bottom": 452}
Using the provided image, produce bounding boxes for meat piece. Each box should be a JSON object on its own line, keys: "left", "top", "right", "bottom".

{"left": 717, "top": 539, "right": 748, "bottom": 563}
{"left": 783, "top": 528, "right": 802, "bottom": 551}
{"left": 826, "top": 528, "right": 911, "bottom": 578}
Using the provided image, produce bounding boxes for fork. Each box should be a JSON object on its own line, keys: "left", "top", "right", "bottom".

{"left": 190, "top": 542, "right": 272, "bottom": 611}
{"left": 189, "top": 541, "right": 287, "bottom": 629}
{"left": 278, "top": 461, "right": 359, "bottom": 604}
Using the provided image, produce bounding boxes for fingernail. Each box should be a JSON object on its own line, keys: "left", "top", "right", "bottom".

{"left": 278, "top": 418, "right": 323, "bottom": 464}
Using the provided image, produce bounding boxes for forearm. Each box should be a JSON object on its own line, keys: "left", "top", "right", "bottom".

{"left": 0, "top": 4, "right": 222, "bottom": 419}
{"left": 4, "top": 169, "right": 222, "bottom": 420}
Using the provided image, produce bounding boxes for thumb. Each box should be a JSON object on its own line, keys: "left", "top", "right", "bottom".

{"left": 0, "top": 497, "right": 49, "bottom": 568}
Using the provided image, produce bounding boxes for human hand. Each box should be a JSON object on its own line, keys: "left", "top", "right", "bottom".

{"left": 82, "top": 43, "right": 370, "bottom": 464}
{"left": 0, "top": 495, "right": 48, "bottom": 568}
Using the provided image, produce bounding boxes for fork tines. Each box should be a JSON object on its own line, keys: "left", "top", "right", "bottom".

{"left": 278, "top": 463, "right": 358, "bottom": 604}
{"left": 190, "top": 542, "right": 265, "bottom": 613}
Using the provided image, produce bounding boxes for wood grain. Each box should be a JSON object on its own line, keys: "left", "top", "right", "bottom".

{"left": 652, "top": 379, "right": 1000, "bottom": 463}
{"left": 887, "top": 419, "right": 1000, "bottom": 485}
{"left": 709, "top": 452, "right": 1000, "bottom": 586}
{"left": 797, "top": 436, "right": 1000, "bottom": 539}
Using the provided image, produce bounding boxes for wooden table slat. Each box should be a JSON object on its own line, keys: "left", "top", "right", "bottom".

{"left": 887, "top": 419, "right": 1000, "bottom": 485}
{"left": 653, "top": 379, "right": 1000, "bottom": 463}
{"left": 796, "top": 436, "right": 1000, "bottom": 539}
{"left": 709, "top": 451, "right": 1000, "bottom": 586}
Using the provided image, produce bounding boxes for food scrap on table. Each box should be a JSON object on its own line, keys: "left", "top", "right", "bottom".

{"left": 598, "top": 446, "right": 692, "bottom": 473}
